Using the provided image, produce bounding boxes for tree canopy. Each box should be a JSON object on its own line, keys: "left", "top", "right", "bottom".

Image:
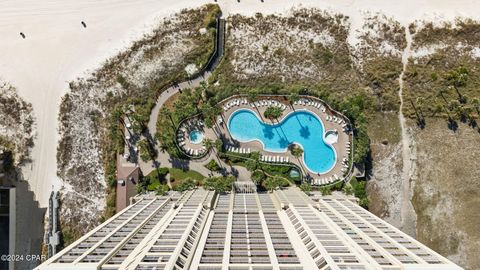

{"left": 264, "top": 106, "right": 283, "bottom": 119}
{"left": 204, "top": 176, "right": 234, "bottom": 193}
{"left": 290, "top": 144, "right": 304, "bottom": 158}
{"left": 263, "top": 175, "right": 289, "bottom": 191}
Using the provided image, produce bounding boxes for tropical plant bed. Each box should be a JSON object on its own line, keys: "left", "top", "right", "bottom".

{"left": 169, "top": 168, "right": 205, "bottom": 191}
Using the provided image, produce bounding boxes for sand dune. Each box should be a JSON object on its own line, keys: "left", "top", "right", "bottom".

{"left": 0, "top": 0, "right": 479, "bottom": 208}
{"left": 0, "top": 0, "right": 210, "bottom": 207}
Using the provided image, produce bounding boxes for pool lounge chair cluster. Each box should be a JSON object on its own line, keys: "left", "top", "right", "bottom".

{"left": 223, "top": 98, "right": 248, "bottom": 111}
{"left": 341, "top": 141, "right": 351, "bottom": 173}
{"left": 176, "top": 118, "right": 206, "bottom": 157}
{"left": 226, "top": 145, "right": 251, "bottom": 154}
{"left": 251, "top": 99, "right": 287, "bottom": 110}
{"left": 178, "top": 118, "right": 204, "bottom": 136}
{"left": 181, "top": 146, "right": 207, "bottom": 156}
{"left": 326, "top": 115, "right": 349, "bottom": 130}
{"left": 260, "top": 155, "right": 290, "bottom": 163}
{"left": 312, "top": 174, "right": 340, "bottom": 185}
{"left": 294, "top": 98, "right": 326, "bottom": 113}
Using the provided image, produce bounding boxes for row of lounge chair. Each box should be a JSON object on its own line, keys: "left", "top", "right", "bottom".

{"left": 180, "top": 145, "right": 207, "bottom": 156}
{"left": 261, "top": 155, "right": 289, "bottom": 163}
{"left": 294, "top": 98, "right": 327, "bottom": 113}
{"left": 312, "top": 174, "right": 340, "bottom": 185}
{"left": 178, "top": 142, "right": 207, "bottom": 156}
{"left": 326, "top": 115, "right": 349, "bottom": 131}
{"left": 326, "top": 115, "right": 345, "bottom": 125}
{"left": 341, "top": 141, "right": 351, "bottom": 173}
{"left": 176, "top": 118, "right": 207, "bottom": 156}
{"left": 226, "top": 145, "right": 251, "bottom": 154}
{"left": 223, "top": 98, "right": 248, "bottom": 111}
{"left": 251, "top": 99, "right": 287, "bottom": 110}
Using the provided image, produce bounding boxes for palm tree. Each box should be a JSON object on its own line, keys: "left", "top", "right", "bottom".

{"left": 433, "top": 99, "right": 444, "bottom": 117}
{"left": 203, "top": 138, "right": 214, "bottom": 150}
{"left": 472, "top": 98, "right": 480, "bottom": 117}
{"left": 247, "top": 89, "right": 262, "bottom": 117}
{"left": 410, "top": 99, "right": 421, "bottom": 120}
{"left": 416, "top": 97, "right": 426, "bottom": 118}
{"left": 247, "top": 89, "right": 258, "bottom": 104}
{"left": 159, "top": 107, "right": 175, "bottom": 131}
{"left": 288, "top": 92, "right": 300, "bottom": 110}
{"left": 445, "top": 66, "right": 469, "bottom": 103}
{"left": 436, "top": 88, "right": 449, "bottom": 105}
{"left": 290, "top": 145, "right": 303, "bottom": 159}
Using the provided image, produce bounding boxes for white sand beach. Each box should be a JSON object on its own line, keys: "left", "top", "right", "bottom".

{"left": 0, "top": 0, "right": 479, "bottom": 208}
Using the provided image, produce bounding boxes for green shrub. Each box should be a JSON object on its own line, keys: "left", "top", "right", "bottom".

{"left": 263, "top": 106, "right": 283, "bottom": 119}
{"left": 251, "top": 170, "right": 266, "bottom": 185}
{"left": 205, "top": 159, "right": 221, "bottom": 172}
{"left": 350, "top": 177, "right": 369, "bottom": 209}
{"left": 300, "top": 182, "right": 312, "bottom": 195}
{"left": 263, "top": 175, "right": 290, "bottom": 191}
{"left": 203, "top": 175, "right": 234, "bottom": 193}
{"left": 158, "top": 167, "right": 170, "bottom": 175}
{"left": 173, "top": 177, "right": 197, "bottom": 192}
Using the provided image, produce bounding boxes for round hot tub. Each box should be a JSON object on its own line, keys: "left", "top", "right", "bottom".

{"left": 188, "top": 130, "right": 204, "bottom": 144}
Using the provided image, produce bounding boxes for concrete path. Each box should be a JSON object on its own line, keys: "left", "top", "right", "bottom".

{"left": 397, "top": 27, "right": 417, "bottom": 237}
{"left": 135, "top": 18, "right": 231, "bottom": 179}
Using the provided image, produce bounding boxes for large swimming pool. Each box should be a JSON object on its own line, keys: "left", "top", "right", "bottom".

{"left": 227, "top": 109, "right": 336, "bottom": 174}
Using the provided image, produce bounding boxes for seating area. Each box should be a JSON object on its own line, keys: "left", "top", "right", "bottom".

{"left": 340, "top": 141, "right": 351, "bottom": 174}
{"left": 260, "top": 155, "right": 290, "bottom": 163}
{"left": 222, "top": 97, "right": 249, "bottom": 111}
{"left": 250, "top": 99, "right": 287, "bottom": 110}
{"left": 312, "top": 174, "right": 340, "bottom": 185}
{"left": 226, "top": 145, "right": 251, "bottom": 154}
{"left": 293, "top": 98, "right": 326, "bottom": 112}
{"left": 326, "top": 115, "right": 349, "bottom": 131}
{"left": 223, "top": 97, "right": 289, "bottom": 112}
{"left": 177, "top": 118, "right": 208, "bottom": 157}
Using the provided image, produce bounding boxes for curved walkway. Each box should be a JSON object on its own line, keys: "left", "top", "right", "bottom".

{"left": 136, "top": 17, "right": 234, "bottom": 179}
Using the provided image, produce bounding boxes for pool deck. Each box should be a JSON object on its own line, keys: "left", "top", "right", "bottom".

{"left": 212, "top": 95, "right": 353, "bottom": 185}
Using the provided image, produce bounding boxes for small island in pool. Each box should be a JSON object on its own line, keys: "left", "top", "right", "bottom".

{"left": 227, "top": 109, "right": 336, "bottom": 174}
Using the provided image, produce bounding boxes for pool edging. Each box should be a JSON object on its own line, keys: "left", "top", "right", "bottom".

{"left": 225, "top": 107, "right": 338, "bottom": 175}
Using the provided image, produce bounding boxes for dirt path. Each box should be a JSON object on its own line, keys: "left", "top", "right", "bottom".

{"left": 397, "top": 27, "right": 417, "bottom": 236}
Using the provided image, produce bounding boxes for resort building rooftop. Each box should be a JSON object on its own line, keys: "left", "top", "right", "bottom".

{"left": 36, "top": 187, "right": 462, "bottom": 270}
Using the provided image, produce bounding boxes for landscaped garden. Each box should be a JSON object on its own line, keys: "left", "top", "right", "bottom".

{"left": 150, "top": 88, "right": 369, "bottom": 206}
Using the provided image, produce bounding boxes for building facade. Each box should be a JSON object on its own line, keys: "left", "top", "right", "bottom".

{"left": 36, "top": 187, "right": 462, "bottom": 270}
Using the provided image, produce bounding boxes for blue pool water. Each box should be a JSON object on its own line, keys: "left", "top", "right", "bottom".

{"left": 227, "top": 109, "right": 336, "bottom": 173}
{"left": 189, "top": 130, "right": 203, "bottom": 144}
